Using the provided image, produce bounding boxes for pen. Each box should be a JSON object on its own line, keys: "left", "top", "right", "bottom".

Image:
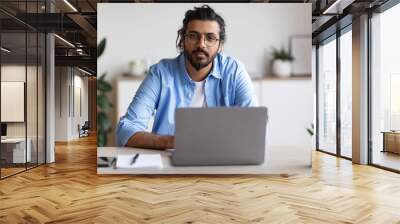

{"left": 130, "top": 154, "right": 139, "bottom": 165}
{"left": 111, "top": 158, "right": 117, "bottom": 169}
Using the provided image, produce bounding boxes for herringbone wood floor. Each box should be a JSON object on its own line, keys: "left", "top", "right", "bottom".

{"left": 1, "top": 135, "right": 400, "bottom": 224}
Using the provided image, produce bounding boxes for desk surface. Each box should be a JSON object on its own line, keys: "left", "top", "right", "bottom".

{"left": 1, "top": 137, "right": 27, "bottom": 143}
{"left": 97, "top": 146, "right": 312, "bottom": 175}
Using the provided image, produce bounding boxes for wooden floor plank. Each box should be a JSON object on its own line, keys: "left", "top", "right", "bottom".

{"left": 1, "top": 135, "right": 400, "bottom": 223}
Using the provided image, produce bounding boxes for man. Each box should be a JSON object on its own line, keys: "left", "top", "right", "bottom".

{"left": 116, "top": 5, "right": 256, "bottom": 149}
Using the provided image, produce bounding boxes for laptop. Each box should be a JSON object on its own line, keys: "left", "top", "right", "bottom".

{"left": 171, "top": 107, "right": 268, "bottom": 166}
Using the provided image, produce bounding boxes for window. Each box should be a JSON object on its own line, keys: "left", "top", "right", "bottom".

{"left": 339, "top": 28, "right": 352, "bottom": 158}
{"left": 317, "top": 36, "right": 337, "bottom": 154}
{"left": 370, "top": 2, "right": 400, "bottom": 171}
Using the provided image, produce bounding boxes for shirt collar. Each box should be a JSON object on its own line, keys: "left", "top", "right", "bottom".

{"left": 209, "top": 55, "right": 222, "bottom": 79}
{"left": 178, "top": 53, "right": 222, "bottom": 85}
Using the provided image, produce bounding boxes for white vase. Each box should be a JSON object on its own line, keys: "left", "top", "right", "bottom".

{"left": 129, "top": 59, "right": 147, "bottom": 77}
{"left": 272, "top": 60, "right": 292, "bottom": 77}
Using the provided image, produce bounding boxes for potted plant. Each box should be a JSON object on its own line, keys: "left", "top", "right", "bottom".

{"left": 129, "top": 59, "right": 147, "bottom": 77}
{"left": 306, "top": 123, "right": 314, "bottom": 137}
{"left": 271, "top": 46, "right": 294, "bottom": 77}
{"left": 97, "top": 38, "right": 113, "bottom": 147}
{"left": 306, "top": 123, "right": 314, "bottom": 165}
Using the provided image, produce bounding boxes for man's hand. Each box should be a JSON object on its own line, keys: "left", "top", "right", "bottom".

{"left": 161, "top": 135, "right": 175, "bottom": 149}
{"left": 126, "top": 132, "right": 175, "bottom": 150}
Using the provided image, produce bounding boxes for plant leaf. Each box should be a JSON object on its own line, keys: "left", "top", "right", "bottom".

{"left": 97, "top": 38, "right": 106, "bottom": 58}
{"left": 306, "top": 128, "right": 314, "bottom": 136}
{"left": 97, "top": 130, "right": 106, "bottom": 146}
{"left": 97, "top": 111, "right": 112, "bottom": 131}
{"left": 97, "top": 94, "right": 112, "bottom": 112}
{"left": 97, "top": 78, "right": 112, "bottom": 92}
{"left": 271, "top": 45, "right": 294, "bottom": 61}
{"left": 99, "top": 73, "right": 106, "bottom": 81}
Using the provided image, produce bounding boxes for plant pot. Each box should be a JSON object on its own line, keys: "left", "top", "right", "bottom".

{"left": 129, "top": 59, "right": 147, "bottom": 77}
{"left": 272, "top": 60, "right": 292, "bottom": 77}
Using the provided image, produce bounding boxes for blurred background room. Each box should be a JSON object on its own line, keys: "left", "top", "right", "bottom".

{"left": 97, "top": 3, "right": 313, "bottom": 149}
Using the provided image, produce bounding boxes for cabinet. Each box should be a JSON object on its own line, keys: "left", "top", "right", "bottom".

{"left": 116, "top": 77, "right": 154, "bottom": 131}
{"left": 382, "top": 131, "right": 400, "bottom": 154}
{"left": 254, "top": 79, "right": 313, "bottom": 147}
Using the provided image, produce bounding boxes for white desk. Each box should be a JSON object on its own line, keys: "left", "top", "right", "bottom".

{"left": 1, "top": 138, "right": 31, "bottom": 163}
{"left": 97, "top": 146, "right": 312, "bottom": 175}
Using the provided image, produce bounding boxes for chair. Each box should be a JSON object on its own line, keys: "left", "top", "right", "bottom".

{"left": 78, "top": 121, "right": 90, "bottom": 138}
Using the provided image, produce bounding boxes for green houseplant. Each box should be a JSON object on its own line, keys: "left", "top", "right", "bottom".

{"left": 271, "top": 46, "right": 294, "bottom": 61}
{"left": 306, "top": 123, "right": 314, "bottom": 164}
{"left": 271, "top": 46, "right": 294, "bottom": 77}
{"left": 306, "top": 123, "right": 314, "bottom": 137}
{"left": 97, "top": 38, "right": 113, "bottom": 146}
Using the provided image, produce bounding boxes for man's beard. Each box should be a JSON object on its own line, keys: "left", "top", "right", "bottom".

{"left": 184, "top": 48, "right": 216, "bottom": 71}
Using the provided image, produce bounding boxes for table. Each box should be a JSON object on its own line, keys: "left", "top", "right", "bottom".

{"left": 97, "top": 146, "right": 312, "bottom": 175}
{"left": 1, "top": 138, "right": 32, "bottom": 163}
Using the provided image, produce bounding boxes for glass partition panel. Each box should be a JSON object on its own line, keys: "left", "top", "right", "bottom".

{"left": 27, "top": 30, "right": 38, "bottom": 169}
{"left": 317, "top": 37, "right": 337, "bottom": 154}
{"left": 0, "top": 0, "right": 46, "bottom": 179}
{"left": 1, "top": 30, "right": 27, "bottom": 178}
{"left": 38, "top": 32, "right": 45, "bottom": 165}
{"left": 339, "top": 29, "right": 352, "bottom": 158}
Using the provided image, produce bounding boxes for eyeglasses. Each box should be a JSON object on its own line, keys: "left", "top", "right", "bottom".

{"left": 184, "top": 32, "right": 220, "bottom": 47}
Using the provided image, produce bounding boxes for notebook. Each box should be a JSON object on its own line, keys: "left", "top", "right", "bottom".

{"left": 116, "top": 154, "right": 163, "bottom": 169}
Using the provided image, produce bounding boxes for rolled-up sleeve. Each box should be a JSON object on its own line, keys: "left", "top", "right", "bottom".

{"left": 116, "top": 65, "right": 161, "bottom": 146}
{"left": 234, "top": 64, "right": 257, "bottom": 107}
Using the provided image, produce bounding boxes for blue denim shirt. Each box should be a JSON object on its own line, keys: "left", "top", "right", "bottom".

{"left": 116, "top": 53, "right": 257, "bottom": 146}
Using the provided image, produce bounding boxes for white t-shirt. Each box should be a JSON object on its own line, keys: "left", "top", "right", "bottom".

{"left": 189, "top": 81, "right": 207, "bottom": 107}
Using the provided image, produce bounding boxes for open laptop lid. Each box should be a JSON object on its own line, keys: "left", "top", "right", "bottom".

{"left": 172, "top": 107, "right": 268, "bottom": 166}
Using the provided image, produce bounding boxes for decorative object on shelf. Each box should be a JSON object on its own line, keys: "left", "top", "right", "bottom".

{"left": 271, "top": 46, "right": 294, "bottom": 78}
{"left": 129, "top": 59, "right": 147, "bottom": 77}
{"left": 97, "top": 38, "right": 113, "bottom": 147}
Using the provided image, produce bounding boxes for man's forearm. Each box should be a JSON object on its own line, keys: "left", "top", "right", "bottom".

{"left": 125, "top": 131, "right": 174, "bottom": 150}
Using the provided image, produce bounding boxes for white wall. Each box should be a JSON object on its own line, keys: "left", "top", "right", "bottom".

{"left": 54, "top": 67, "right": 89, "bottom": 141}
{"left": 72, "top": 74, "right": 89, "bottom": 138}
{"left": 98, "top": 3, "right": 311, "bottom": 81}
{"left": 55, "top": 67, "right": 68, "bottom": 141}
{"left": 312, "top": 45, "right": 317, "bottom": 149}
{"left": 1, "top": 65, "right": 38, "bottom": 138}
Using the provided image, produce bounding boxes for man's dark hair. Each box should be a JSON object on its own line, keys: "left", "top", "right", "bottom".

{"left": 176, "top": 5, "right": 226, "bottom": 51}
